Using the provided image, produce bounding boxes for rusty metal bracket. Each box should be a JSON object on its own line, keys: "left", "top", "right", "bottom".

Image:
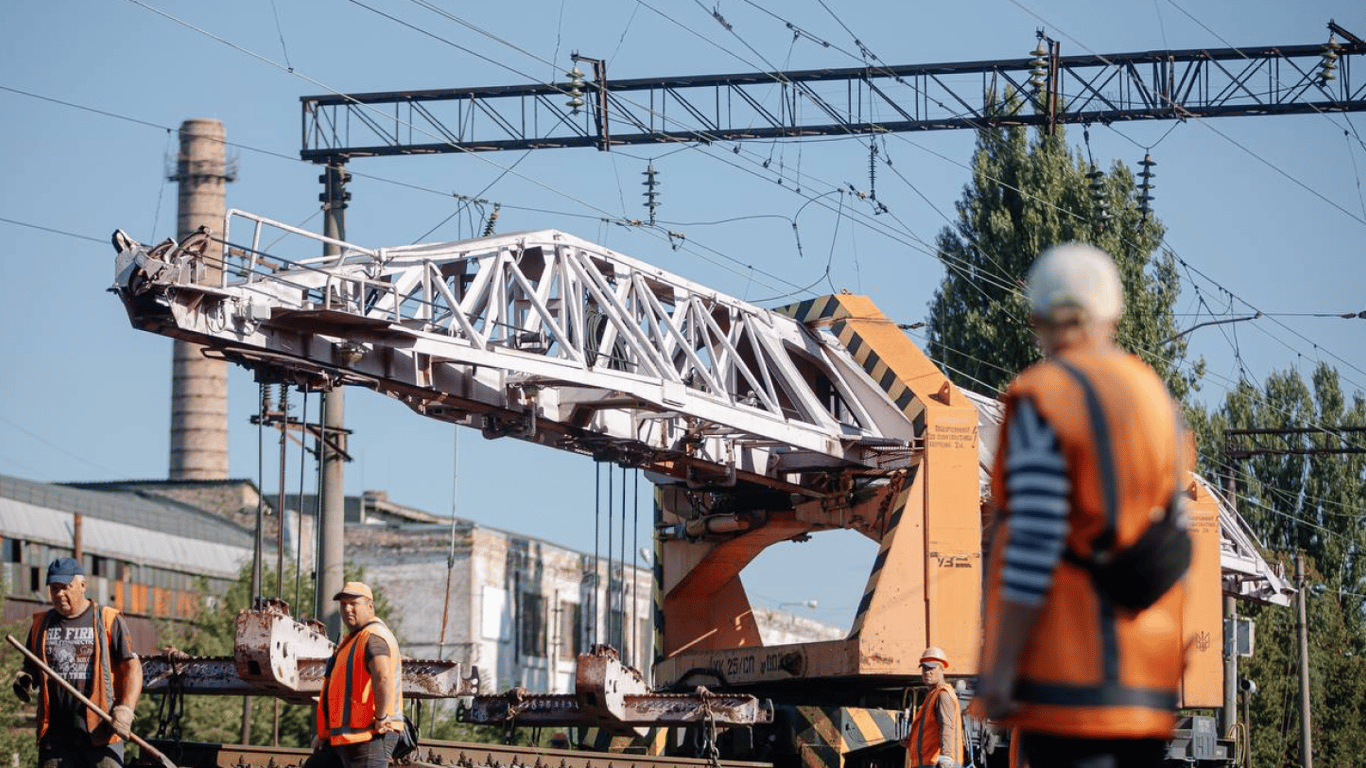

{"left": 461, "top": 646, "right": 772, "bottom": 731}
{"left": 142, "top": 607, "right": 480, "bottom": 703}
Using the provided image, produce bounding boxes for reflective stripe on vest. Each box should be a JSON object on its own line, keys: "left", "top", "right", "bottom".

{"left": 907, "top": 682, "right": 963, "bottom": 767}
{"left": 28, "top": 604, "right": 119, "bottom": 743}
{"left": 319, "top": 620, "right": 402, "bottom": 745}
{"left": 1055, "top": 359, "right": 1121, "bottom": 685}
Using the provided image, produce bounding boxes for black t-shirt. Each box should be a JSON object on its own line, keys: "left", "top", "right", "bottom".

{"left": 30, "top": 604, "right": 137, "bottom": 743}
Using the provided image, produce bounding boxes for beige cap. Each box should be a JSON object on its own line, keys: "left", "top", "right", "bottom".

{"left": 333, "top": 581, "right": 373, "bottom": 601}
{"left": 1026, "top": 243, "right": 1124, "bottom": 324}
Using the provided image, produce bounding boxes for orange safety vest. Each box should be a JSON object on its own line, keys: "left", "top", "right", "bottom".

{"left": 27, "top": 604, "right": 122, "bottom": 744}
{"left": 317, "top": 620, "right": 403, "bottom": 745}
{"left": 906, "top": 681, "right": 964, "bottom": 767}
{"left": 982, "top": 350, "right": 1188, "bottom": 739}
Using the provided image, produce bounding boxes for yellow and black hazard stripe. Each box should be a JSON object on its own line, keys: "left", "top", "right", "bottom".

{"left": 775, "top": 296, "right": 927, "bottom": 436}
{"left": 785, "top": 705, "right": 905, "bottom": 768}
{"left": 847, "top": 484, "right": 913, "bottom": 637}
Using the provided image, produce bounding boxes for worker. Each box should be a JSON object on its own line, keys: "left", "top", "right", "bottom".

{"left": 974, "top": 243, "right": 1191, "bottom": 768}
{"left": 906, "top": 646, "right": 964, "bottom": 768}
{"left": 13, "top": 557, "right": 142, "bottom": 768}
{"left": 306, "top": 581, "right": 406, "bottom": 768}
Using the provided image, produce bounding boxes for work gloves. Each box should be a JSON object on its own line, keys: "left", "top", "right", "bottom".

{"left": 111, "top": 704, "right": 135, "bottom": 739}
{"left": 935, "top": 757, "right": 955, "bottom": 768}
{"left": 11, "top": 671, "right": 34, "bottom": 703}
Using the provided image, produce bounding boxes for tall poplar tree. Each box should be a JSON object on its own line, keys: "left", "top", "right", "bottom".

{"left": 1199, "top": 365, "right": 1366, "bottom": 768}
{"left": 926, "top": 94, "right": 1199, "bottom": 400}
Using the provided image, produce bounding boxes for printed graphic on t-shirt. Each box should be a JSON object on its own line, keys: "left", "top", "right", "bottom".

{"left": 45, "top": 623, "right": 97, "bottom": 686}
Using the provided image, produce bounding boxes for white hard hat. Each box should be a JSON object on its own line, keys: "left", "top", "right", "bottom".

{"left": 1026, "top": 243, "right": 1124, "bottom": 324}
{"left": 919, "top": 646, "right": 950, "bottom": 669}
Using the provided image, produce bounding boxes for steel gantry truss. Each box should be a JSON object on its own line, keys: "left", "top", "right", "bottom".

{"left": 300, "top": 22, "right": 1363, "bottom": 159}
{"left": 112, "top": 211, "right": 919, "bottom": 497}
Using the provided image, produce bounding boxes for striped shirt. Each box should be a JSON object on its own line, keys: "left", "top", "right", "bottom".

{"left": 1001, "top": 397, "right": 1070, "bottom": 606}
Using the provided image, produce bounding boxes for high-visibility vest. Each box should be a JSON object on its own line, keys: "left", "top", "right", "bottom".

{"left": 983, "top": 350, "right": 1188, "bottom": 739}
{"left": 906, "top": 681, "right": 964, "bottom": 767}
{"left": 27, "top": 604, "right": 121, "bottom": 744}
{"left": 317, "top": 620, "right": 403, "bottom": 745}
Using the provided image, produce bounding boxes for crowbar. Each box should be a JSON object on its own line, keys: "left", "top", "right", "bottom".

{"left": 7, "top": 634, "right": 178, "bottom": 768}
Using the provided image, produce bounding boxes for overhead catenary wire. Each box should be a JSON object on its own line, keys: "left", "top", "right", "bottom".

{"left": 10, "top": 3, "right": 1362, "bottom": 499}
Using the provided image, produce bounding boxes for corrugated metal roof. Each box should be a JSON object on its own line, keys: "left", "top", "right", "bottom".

{"left": 0, "top": 474, "right": 261, "bottom": 578}
{"left": 1, "top": 475, "right": 255, "bottom": 548}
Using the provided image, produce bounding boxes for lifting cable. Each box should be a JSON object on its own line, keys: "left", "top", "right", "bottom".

{"left": 314, "top": 391, "right": 328, "bottom": 621}
{"left": 593, "top": 461, "right": 602, "bottom": 646}
{"left": 607, "top": 462, "right": 614, "bottom": 646}
{"left": 631, "top": 467, "right": 639, "bottom": 661}
{"left": 252, "top": 383, "right": 266, "bottom": 603}
{"left": 438, "top": 428, "right": 460, "bottom": 659}
{"left": 294, "top": 385, "right": 308, "bottom": 611}
{"left": 275, "top": 384, "right": 288, "bottom": 601}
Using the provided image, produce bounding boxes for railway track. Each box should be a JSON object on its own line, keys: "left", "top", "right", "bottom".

{"left": 135, "top": 738, "right": 771, "bottom": 768}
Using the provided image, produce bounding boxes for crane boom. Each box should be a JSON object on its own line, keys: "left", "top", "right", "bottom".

{"left": 114, "top": 212, "right": 920, "bottom": 497}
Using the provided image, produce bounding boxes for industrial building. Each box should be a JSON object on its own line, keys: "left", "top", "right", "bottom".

{"left": 1, "top": 473, "right": 831, "bottom": 694}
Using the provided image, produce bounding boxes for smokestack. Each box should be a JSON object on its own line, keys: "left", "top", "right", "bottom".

{"left": 168, "top": 119, "right": 235, "bottom": 480}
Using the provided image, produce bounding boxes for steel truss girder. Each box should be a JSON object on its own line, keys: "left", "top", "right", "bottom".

{"left": 299, "top": 34, "right": 1364, "bottom": 158}
{"left": 111, "top": 213, "right": 916, "bottom": 494}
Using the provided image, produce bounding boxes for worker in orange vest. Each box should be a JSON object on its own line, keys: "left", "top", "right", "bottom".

{"left": 14, "top": 557, "right": 142, "bottom": 768}
{"left": 973, "top": 244, "right": 1191, "bottom": 768}
{"left": 906, "top": 646, "right": 964, "bottom": 768}
{"left": 306, "top": 581, "right": 406, "bottom": 768}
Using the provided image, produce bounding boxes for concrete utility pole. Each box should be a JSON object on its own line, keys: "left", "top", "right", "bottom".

{"left": 1221, "top": 470, "right": 1239, "bottom": 740}
{"left": 169, "top": 119, "right": 235, "bottom": 480}
{"left": 1296, "top": 552, "right": 1314, "bottom": 768}
{"left": 318, "top": 162, "right": 350, "bottom": 639}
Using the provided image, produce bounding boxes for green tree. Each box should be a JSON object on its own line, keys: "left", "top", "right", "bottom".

{"left": 926, "top": 91, "right": 1199, "bottom": 400}
{"left": 0, "top": 607, "right": 39, "bottom": 766}
{"left": 1197, "top": 364, "right": 1366, "bottom": 768}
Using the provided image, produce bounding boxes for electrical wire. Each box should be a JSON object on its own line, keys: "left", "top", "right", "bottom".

{"left": 18, "top": 3, "right": 1366, "bottom": 500}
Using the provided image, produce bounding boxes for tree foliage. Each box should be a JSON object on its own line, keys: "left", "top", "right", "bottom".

{"left": 926, "top": 92, "right": 1199, "bottom": 400}
{"left": 926, "top": 94, "right": 1366, "bottom": 767}
{"left": 0, "top": 606, "right": 39, "bottom": 766}
{"left": 1194, "top": 364, "right": 1366, "bottom": 768}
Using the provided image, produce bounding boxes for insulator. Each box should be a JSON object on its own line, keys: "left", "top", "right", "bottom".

{"left": 1087, "top": 168, "right": 1105, "bottom": 193}
{"left": 1137, "top": 154, "right": 1156, "bottom": 199}
{"left": 642, "top": 162, "right": 660, "bottom": 225}
{"left": 566, "top": 65, "right": 587, "bottom": 112}
{"left": 1030, "top": 39, "right": 1050, "bottom": 91}
{"left": 1320, "top": 39, "right": 1340, "bottom": 83}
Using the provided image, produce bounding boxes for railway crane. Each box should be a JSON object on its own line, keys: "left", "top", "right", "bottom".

{"left": 111, "top": 208, "right": 1290, "bottom": 767}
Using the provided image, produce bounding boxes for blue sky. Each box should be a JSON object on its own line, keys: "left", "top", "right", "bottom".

{"left": 2, "top": 0, "right": 1363, "bottom": 630}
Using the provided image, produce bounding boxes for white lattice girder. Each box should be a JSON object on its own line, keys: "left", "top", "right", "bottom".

{"left": 113, "top": 212, "right": 919, "bottom": 489}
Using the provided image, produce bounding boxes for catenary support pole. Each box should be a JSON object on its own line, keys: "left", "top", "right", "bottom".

{"left": 1221, "top": 470, "right": 1238, "bottom": 739}
{"left": 1297, "top": 552, "right": 1313, "bottom": 768}
{"left": 318, "top": 160, "right": 349, "bottom": 639}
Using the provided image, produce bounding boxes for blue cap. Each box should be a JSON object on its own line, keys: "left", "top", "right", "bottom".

{"left": 46, "top": 557, "right": 84, "bottom": 585}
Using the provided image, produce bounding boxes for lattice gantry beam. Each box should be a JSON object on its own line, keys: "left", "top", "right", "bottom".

{"left": 111, "top": 212, "right": 918, "bottom": 495}
{"left": 300, "top": 29, "right": 1364, "bottom": 158}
